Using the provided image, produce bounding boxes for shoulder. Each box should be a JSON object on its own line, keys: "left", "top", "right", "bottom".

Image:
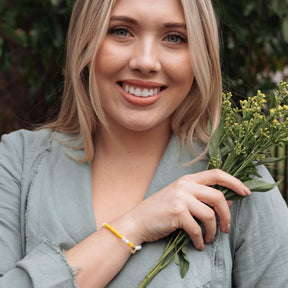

{"left": 230, "top": 165, "right": 288, "bottom": 244}
{"left": 1, "top": 129, "right": 52, "bottom": 155}
{"left": 0, "top": 129, "right": 53, "bottom": 164}
{"left": 0, "top": 129, "right": 73, "bottom": 177}
{"left": 0, "top": 128, "right": 80, "bottom": 158}
{"left": 1, "top": 129, "right": 86, "bottom": 171}
{"left": 0, "top": 129, "right": 55, "bottom": 182}
{"left": 234, "top": 165, "right": 286, "bottom": 213}
{"left": 229, "top": 166, "right": 288, "bottom": 285}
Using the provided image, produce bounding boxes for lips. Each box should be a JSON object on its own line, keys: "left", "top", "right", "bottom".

{"left": 118, "top": 81, "right": 166, "bottom": 98}
{"left": 123, "top": 84, "right": 159, "bottom": 97}
{"left": 117, "top": 80, "right": 166, "bottom": 106}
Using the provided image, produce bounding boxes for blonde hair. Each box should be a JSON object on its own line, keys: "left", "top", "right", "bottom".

{"left": 44, "top": 0, "right": 222, "bottom": 163}
{"left": 175, "top": 0, "right": 222, "bottom": 161}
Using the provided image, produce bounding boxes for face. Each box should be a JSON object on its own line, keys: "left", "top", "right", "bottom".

{"left": 94, "top": 0, "right": 194, "bottom": 133}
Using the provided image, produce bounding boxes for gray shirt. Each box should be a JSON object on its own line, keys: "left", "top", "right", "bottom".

{"left": 0, "top": 129, "right": 288, "bottom": 288}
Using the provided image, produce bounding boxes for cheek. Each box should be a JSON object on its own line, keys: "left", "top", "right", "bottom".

{"left": 95, "top": 40, "right": 127, "bottom": 76}
{"left": 164, "top": 51, "right": 194, "bottom": 88}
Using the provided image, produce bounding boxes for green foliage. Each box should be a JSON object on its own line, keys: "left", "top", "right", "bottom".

{"left": 0, "top": 0, "right": 75, "bottom": 103}
{"left": 213, "top": 0, "right": 288, "bottom": 99}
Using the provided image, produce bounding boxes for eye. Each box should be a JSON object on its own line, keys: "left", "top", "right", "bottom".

{"left": 109, "top": 27, "right": 132, "bottom": 38}
{"left": 165, "top": 34, "right": 186, "bottom": 44}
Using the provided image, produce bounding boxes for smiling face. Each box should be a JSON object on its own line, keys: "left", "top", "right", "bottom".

{"left": 94, "top": 0, "right": 194, "bottom": 133}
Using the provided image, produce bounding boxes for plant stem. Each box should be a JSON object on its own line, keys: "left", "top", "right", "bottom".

{"left": 138, "top": 230, "right": 187, "bottom": 288}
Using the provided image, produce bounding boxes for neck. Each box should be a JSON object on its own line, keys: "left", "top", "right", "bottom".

{"left": 94, "top": 121, "right": 171, "bottom": 162}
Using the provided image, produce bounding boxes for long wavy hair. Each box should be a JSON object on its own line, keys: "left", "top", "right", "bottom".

{"left": 44, "top": 0, "right": 222, "bottom": 163}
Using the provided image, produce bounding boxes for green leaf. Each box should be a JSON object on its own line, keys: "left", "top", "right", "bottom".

{"left": 257, "top": 156, "right": 286, "bottom": 165}
{"left": 282, "top": 17, "right": 288, "bottom": 43}
{"left": 221, "top": 178, "right": 281, "bottom": 200}
{"left": 209, "top": 120, "right": 223, "bottom": 159}
{"left": 0, "top": 0, "right": 6, "bottom": 14}
{"left": 174, "top": 253, "right": 180, "bottom": 266}
{"left": 180, "top": 256, "right": 190, "bottom": 278}
{"left": 221, "top": 150, "right": 237, "bottom": 172}
{"left": 269, "top": 92, "right": 278, "bottom": 109}
{"left": 2, "top": 24, "right": 28, "bottom": 47}
{"left": 179, "top": 245, "right": 190, "bottom": 278}
{"left": 220, "top": 145, "right": 231, "bottom": 157}
{"left": 223, "top": 188, "right": 244, "bottom": 200}
{"left": 243, "top": 179, "right": 281, "bottom": 192}
{"left": 207, "top": 118, "right": 212, "bottom": 135}
{"left": 50, "top": 0, "right": 61, "bottom": 6}
{"left": 0, "top": 37, "right": 3, "bottom": 58}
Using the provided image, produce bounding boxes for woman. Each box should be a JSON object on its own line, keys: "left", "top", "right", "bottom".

{"left": 0, "top": 0, "right": 287, "bottom": 287}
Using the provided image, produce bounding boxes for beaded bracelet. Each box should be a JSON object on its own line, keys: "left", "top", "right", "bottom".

{"left": 102, "top": 223, "right": 142, "bottom": 254}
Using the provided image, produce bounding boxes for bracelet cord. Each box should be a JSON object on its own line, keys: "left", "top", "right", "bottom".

{"left": 102, "top": 223, "right": 142, "bottom": 254}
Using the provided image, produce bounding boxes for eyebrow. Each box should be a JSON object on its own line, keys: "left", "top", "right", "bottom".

{"left": 110, "top": 16, "right": 186, "bottom": 29}
{"left": 110, "top": 16, "right": 137, "bottom": 24}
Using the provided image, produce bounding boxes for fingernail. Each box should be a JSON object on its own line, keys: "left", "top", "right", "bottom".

{"left": 224, "top": 224, "right": 230, "bottom": 234}
{"left": 227, "top": 200, "right": 233, "bottom": 207}
{"left": 243, "top": 187, "right": 251, "bottom": 195}
{"left": 207, "top": 238, "right": 214, "bottom": 244}
{"left": 199, "top": 244, "right": 205, "bottom": 251}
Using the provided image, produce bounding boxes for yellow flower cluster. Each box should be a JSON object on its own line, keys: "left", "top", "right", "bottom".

{"left": 209, "top": 81, "right": 288, "bottom": 181}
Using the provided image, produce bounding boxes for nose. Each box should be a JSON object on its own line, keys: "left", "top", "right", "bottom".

{"left": 129, "top": 37, "right": 161, "bottom": 74}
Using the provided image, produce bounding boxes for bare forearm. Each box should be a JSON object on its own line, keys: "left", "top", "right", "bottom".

{"left": 65, "top": 215, "right": 141, "bottom": 288}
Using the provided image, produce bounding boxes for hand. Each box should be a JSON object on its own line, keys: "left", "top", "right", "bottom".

{"left": 128, "top": 169, "right": 251, "bottom": 250}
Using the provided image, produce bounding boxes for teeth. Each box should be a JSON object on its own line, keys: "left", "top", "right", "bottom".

{"left": 142, "top": 89, "right": 149, "bottom": 97}
{"left": 122, "top": 84, "right": 161, "bottom": 97}
{"left": 135, "top": 88, "right": 141, "bottom": 96}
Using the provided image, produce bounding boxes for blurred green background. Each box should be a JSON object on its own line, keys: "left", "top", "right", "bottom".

{"left": 0, "top": 0, "right": 287, "bottom": 199}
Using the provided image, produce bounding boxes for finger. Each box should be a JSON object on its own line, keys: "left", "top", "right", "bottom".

{"left": 190, "top": 184, "right": 231, "bottom": 233}
{"left": 188, "top": 169, "right": 251, "bottom": 197}
{"left": 174, "top": 176, "right": 231, "bottom": 234}
{"left": 186, "top": 198, "right": 217, "bottom": 244}
{"left": 180, "top": 211, "right": 205, "bottom": 250}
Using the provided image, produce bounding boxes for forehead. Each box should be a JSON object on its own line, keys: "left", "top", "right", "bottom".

{"left": 111, "top": 0, "right": 186, "bottom": 23}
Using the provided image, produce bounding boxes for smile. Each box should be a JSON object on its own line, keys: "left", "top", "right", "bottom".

{"left": 119, "top": 82, "right": 166, "bottom": 98}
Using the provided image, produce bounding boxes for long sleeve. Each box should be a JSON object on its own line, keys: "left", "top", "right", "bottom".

{"left": 230, "top": 165, "right": 288, "bottom": 287}
{"left": 0, "top": 131, "right": 78, "bottom": 288}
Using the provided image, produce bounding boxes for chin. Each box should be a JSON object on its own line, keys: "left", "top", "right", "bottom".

{"left": 124, "top": 124, "right": 156, "bottom": 133}
{"left": 117, "top": 119, "right": 161, "bottom": 133}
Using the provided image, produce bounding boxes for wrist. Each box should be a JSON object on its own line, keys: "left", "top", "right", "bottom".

{"left": 101, "top": 222, "right": 142, "bottom": 254}
{"left": 109, "top": 210, "right": 144, "bottom": 249}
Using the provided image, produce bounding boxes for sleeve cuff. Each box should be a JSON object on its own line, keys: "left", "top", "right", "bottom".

{"left": 17, "top": 240, "right": 79, "bottom": 288}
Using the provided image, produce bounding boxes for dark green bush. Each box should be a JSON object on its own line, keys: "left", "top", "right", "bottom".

{"left": 0, "top": 0, "right": 74, "bottom": 133}
{"left": 0, "top": 0, "right": 74, "bottom": 101}
{"left": 215, "top": 0, "right": 288, "bottom": 98}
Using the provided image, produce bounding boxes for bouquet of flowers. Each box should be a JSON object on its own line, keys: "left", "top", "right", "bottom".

{"left": 139, "top": 81, "right": 288, "bottom": 288}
